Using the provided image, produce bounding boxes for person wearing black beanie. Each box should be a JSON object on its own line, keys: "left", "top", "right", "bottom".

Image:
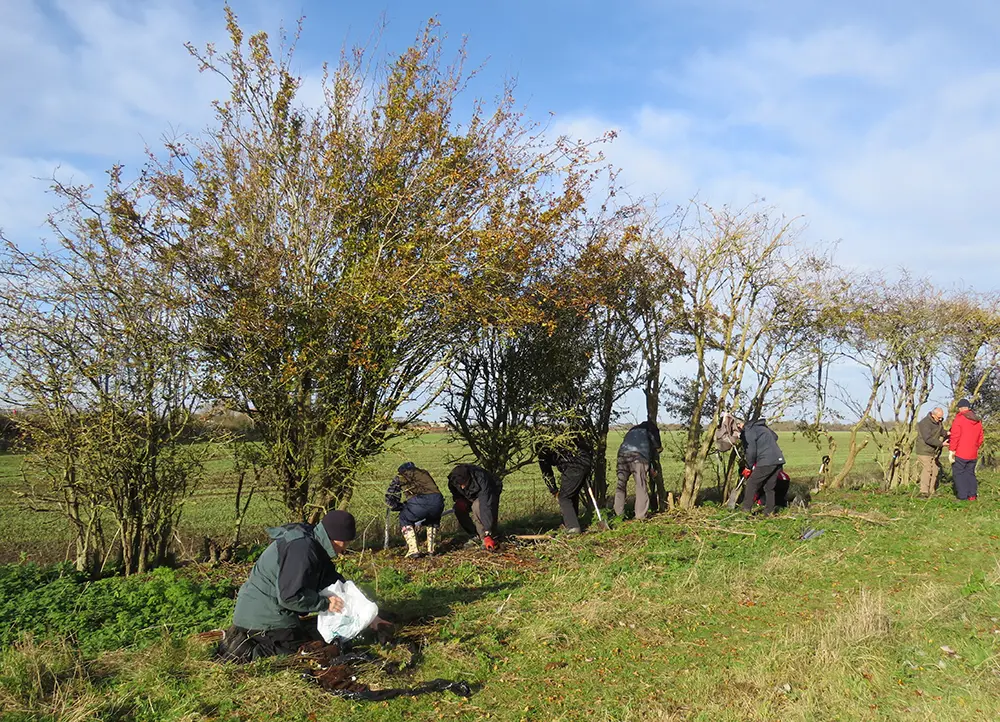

{"left": 218, "top": 509, "right": 386, "bottom": 662}
{"left": 321, "top": 509, "right": 357, "bottom": 545}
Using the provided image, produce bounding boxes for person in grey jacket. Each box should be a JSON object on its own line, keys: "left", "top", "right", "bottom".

{"left": 614, "top": 421, "right": 662, "bottom": 520}
{"left": 913, "top": 407, "right": 947, "bottom": 496}
{"left": 218, "top": 510, "right": 386, "bottom": 662}
{"left": 739, "top": 418, "right": 786, "bottom": 515}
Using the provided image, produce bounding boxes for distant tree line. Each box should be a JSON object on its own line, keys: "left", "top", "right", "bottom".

{"left": 1, "top": 11, "right": 997, "bottom": 575}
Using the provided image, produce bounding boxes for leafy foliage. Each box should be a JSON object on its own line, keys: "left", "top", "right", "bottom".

{"left": 145, "top": 12, "right": 605, "bottom": 518}
{"left": 0, "top": 563, "right": 235, "bottom": 656}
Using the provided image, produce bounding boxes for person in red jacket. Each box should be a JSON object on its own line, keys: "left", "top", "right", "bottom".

{"left": 949, "top": 398, "right": 985, "bottom": 501}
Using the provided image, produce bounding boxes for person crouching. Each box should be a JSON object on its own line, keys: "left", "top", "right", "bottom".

{"left": 218, "top": 510, "right": 386, "bottom": 662}
{"left": 385, "top": 461, "right": 445, "bottom": 557}
{"left": 448, "top": 463, "right": 503, "bottom": 551}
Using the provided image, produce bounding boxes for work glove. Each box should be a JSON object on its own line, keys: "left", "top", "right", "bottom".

{"left": 949, "top": 450, "right": 956, "bottom": 464}
{"left": 454, "top": 498, "right": 470, "bottom": 514}
{"left": 482, "top": 534, "right": 497, "bottom": 552}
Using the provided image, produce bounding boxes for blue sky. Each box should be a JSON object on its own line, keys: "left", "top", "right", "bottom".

{"left": 1, "top": 0, "right": 998, "bottom": 420}
{"left": 3, "top": 0, "right": 999, "bottom": 286}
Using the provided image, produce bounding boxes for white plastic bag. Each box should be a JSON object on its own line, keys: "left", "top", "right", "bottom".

{"left": 316, "top": 580, "right": 379, "bottom": 642}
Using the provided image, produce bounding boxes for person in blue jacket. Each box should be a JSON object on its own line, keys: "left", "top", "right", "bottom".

{"left": 614, "top": 421, "right": 662, "bottom": 520}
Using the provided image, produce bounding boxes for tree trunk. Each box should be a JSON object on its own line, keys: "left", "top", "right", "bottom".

{"left": 679, "top": 451, "right": 702, "bottom": 509}
{"left": 644, "top": 367, "right": 659, "bottom": 426}
{"left": 831, "top": 425, "right": 869, "bottom": 488}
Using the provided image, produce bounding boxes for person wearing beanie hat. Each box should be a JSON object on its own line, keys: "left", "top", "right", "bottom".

{"left": 321, "top": 509, "right": 356, "bottom": 544}
{"left": 949, "top": 398, "right": 985, "bottom": 501}
{"left": 219, "top": 510, "right": 387, "bottom": 662}
{"left": 385, "top": 462, "right": 445, "bottom": 557}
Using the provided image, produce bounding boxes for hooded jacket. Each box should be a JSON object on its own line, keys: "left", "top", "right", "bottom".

{"left": 740, "top": 419, "right": 785, "bottom": 469}
{"left": 538, "top": 436, "right": 594, "bottom": 493}
{"left": 949, "top": 409, "right": 985, "bottom": 460}
{"left": 448, "top": 464, "right": 503, "bottom": 533}
{"left": 617, "top": 422, "right": 662, "bottom": 462}
{"left": 914, "top": 413, "right": 946, "bottom": 457}
{"left": 232, "top": 522, "right": 345, "bottom": 631}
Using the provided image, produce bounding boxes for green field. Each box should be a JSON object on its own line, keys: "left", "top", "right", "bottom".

{"left": 0, "top": 430, "right": 884, "bottom": 564}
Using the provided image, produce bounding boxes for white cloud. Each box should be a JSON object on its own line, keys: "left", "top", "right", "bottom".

{"left": 0, "top": 0, "right": 228, "bottom": 158}
{"left": 0, "top": 0, "right": 326, "bottom": 247}
{"left": 558, "top": 23, "right": 1000, "bottom": 287}
{"left": 0, "top": 157, "right": 92, "bottom": 243}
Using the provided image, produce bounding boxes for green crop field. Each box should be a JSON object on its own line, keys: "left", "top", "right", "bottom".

{"left": 0, "top": 430, "right": 884, "bottom": 565}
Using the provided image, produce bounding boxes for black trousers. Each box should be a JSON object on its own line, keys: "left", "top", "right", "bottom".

{"left": 217, "top": 618, "right": 323, "bottom": 663}
{"left": 953, "top": 457, "right": 979, "bottom": 500}
{"left": 742, "top": 464, "right": 783, "bottom": 514}
{"left": 557, "top": 462, "right": 591, "bottom": 530}
{"left": 775, "top": 472, "right": 790, "bottom": 508}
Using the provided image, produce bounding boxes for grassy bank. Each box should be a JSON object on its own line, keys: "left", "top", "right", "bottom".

{"left": 3, "top": 483, "right": 1000, "bottom": 721}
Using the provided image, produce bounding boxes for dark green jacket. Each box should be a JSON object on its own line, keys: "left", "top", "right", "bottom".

{"left": 232, "top": 522, "right": 344, "bottom": 631}
{"left": 914, "top": 413, "right": 946, "bottom": 457}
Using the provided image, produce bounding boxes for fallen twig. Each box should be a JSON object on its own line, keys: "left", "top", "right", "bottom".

{"left": 812, "top": 509, "right": 899, "bottom": 526}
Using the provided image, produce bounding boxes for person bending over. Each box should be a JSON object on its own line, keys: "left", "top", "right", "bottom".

{"left": 385, "top": 461, "right": 445, "bottom": 557}
{"left": 447, "top": 463, "right": 503, "bottom": 551}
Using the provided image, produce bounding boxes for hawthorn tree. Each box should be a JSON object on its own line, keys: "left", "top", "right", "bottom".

{"left": 670, "top": 203, "right": 825, "bottom": 509}
{"left": 147, "top": 12, "right": 604, "bottom": 518}
{"left": 0, "top": 174, "right": 205, "bottom": 575}
{"left": 940, "top": 292, "right": 1000, "bottom": 414}
{"left": 567, "top": 217, "right": 649, "bottom": 504}
{"left": 444, "top": 305, "right": 593, "bottom": 479}
{"left": 866, "top": 277, "right": 949, "bottom": 489}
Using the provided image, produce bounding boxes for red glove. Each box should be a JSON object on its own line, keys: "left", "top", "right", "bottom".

{"left": 482, "top": 534, "right": 497, "bottom": 552}
{"left": 741, "top": 467, "right": 752, "bottom": 479}
{"left": 454, "top": 498, "right": 470, "bottom": 514}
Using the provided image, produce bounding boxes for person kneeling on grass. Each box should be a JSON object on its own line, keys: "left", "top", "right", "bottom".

{"left": 447, "top": 463, "right": 503, "bottom": 551}
{"left": 218, "top": 510, "right": 388, "bottom": 662}
{"left": 385, "top": 461, "right": 445, "bottom": 558}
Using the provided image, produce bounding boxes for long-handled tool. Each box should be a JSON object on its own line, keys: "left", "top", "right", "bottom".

{"left": 725, "top": 448, "right": 747, "bottom": 511}
{"left": 726, "top": 479, "right": 744, "bottom": 511}
{"left": 884, "top": 447, "right": 902, "bottom": 490}
{"left": 586, "top": 480, "right": 610, "bottom": 531}
{"left": 383, "top": 507, "right": 391, "bottom": 550}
